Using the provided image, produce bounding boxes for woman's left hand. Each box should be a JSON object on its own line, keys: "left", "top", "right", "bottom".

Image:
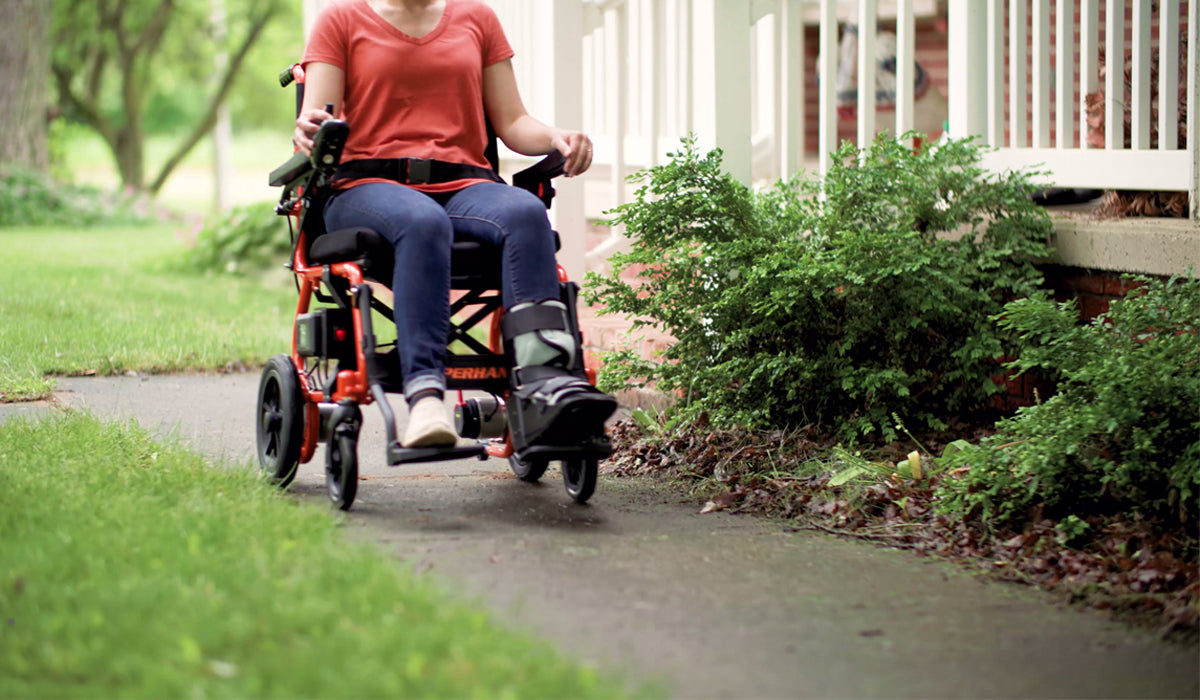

{"left": 551, "top": 130, "right": 594, "bottom": 177}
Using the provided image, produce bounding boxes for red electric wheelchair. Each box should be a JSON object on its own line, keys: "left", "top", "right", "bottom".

{"left": 256, "top": 65, "right": 611, "bottom": 511}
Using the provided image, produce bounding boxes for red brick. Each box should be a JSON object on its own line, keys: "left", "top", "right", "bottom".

{"left": 1106, "top": 276, "right": 1146, "bottom": 297}
{"left": 1049, "top": 287, "right": 1073, "bottom": 304}
{"left": 1059, "top": 273, "right": 1107, "bottom": 295}
{"left": 1080, "top": 295, "right": 1110, "bottom": 320}
{"left": 1008, "top": 373, "right": 1028, "bottom": 399}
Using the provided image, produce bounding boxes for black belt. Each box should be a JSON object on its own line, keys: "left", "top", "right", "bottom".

{"left": 334, "top": 158, "right": 503, "bottom": 186}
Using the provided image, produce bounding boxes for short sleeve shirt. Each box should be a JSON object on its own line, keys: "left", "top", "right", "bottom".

{"left": 302, "top": 0, "right": 514, "bottom": 192}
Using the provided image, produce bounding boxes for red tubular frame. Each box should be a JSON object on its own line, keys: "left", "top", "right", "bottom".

{"left": 287, "top": 213, "right": 377, "bottom": 463}
{"left": 286, "top": 198, "right": 595, "bottom": 465}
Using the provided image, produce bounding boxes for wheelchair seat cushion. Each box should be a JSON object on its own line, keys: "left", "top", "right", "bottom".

{"left": 307, "top": 227, "right": 502, "bottom": 289}
{"left": 308, "top": 227, "right": 395, "bottom": 282}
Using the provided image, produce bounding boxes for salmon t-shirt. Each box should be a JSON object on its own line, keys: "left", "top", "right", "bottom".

{"left": 302, "top": 0, "right": 514, "bottom": 193}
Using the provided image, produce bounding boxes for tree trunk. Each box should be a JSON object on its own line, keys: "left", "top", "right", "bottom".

{"left": 115, "top": 129, "right": 145, "bottom": 192}
{"left": 0, "top": 0, "right": 52, "bottom": 171}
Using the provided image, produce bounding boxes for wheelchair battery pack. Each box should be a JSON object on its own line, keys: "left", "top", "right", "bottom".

{"left": 296, "top": 308, "right": 355, "bottom": 361}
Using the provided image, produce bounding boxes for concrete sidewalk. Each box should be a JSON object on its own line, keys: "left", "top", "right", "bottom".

{"left": 11, "top": 372, "right": 1198, "bottom": 699}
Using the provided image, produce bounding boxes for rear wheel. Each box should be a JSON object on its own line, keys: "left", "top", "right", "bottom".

{"left": 256, "top": 355, "right": 305, "bottom": 487}
{"left": 325, "top": 405, "right": 361, "bottom": 511}
{"left": 561, "top": 458, "right": 597, "bottom": 503}
{"left": 508, "top": 452, "right": 548, "bottom": 482}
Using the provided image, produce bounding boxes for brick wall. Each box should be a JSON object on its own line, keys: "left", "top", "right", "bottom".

{"left": 989, "top": 264, "right": 1152, "bottom": 410}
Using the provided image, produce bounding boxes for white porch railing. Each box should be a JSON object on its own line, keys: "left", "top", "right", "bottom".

{"left": 949, "top": 1, "right": 1197, "bottom": 213}
{"left": 490, "top": 0, "right": 967, "bottom": 276}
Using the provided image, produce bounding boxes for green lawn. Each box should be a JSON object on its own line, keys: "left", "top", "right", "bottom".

{"left": 0, "top": 414, "right": 632, "bottom": 698}
{"left": 0, "top": 223, "right": 297, "bottom": 400}
{"left": 0, "top": 157, "right": 641, "bottom": 697}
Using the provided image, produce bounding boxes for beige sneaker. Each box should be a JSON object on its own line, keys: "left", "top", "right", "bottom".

{"left": 401, "top": 396, "right": 457, "bottom": 448}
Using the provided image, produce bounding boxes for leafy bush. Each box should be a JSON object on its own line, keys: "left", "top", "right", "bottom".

{"left": 180, "top": 201, "right": 291, "bottom": 274}
{"left": 585, "top": 134, "right": 1051, "bottom": 440}
{"left": 938, "top": 275, "right": 1200, "bottom": 524}
{"left": 0, "top": 165, "right": 150, "bottom": 227}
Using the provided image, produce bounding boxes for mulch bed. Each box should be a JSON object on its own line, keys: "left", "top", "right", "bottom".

{"left": 604, "top": 418, "right": 1199, "bottom": 642}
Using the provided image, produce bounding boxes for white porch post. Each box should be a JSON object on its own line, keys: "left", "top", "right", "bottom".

{"left": 547, "top": 1, "right": 587, "bottom": 283}
{"left": 895, "top": 0, "right": 915, "bottom": 139}
{"left": 818, "top": 0, "right": 838, "bottom": 177}
{"left": 947, "top": 0, "right": 988, "bottom": 140}
{"left": 692, "top": 0, "right": 752, "bottom": 183}
{"left": 1190, "top": 0, "right": 1199, "bottom": 222}
{"left": 856, "top": 0, "right": 877, "bottom": 147}
{"left": 776, "top": 0, "right": 804, "bottom": 179}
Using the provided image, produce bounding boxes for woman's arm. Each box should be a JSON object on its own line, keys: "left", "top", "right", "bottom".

{"left": 483, "top": 59, "right": 593, "bottom": 177}
{"left": 293, "top": 62, "right": 346, "bottom": 157}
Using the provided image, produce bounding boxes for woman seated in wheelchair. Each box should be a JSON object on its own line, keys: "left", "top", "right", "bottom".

{"left": 292, "top": 0, "right": 616, "bottom": 449}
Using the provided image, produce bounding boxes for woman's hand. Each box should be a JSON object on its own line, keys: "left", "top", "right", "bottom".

{"left": 293, "top": 106, "right": 335, "bottom": 157}
{"left": 551, "top": 129, "right": 594, "bottom": 177}
{"left": 484, "top": 60, "right": 594, "bottom": 177}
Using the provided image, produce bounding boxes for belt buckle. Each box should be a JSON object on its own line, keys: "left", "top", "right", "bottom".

{"left": 405, "top": 158, "right": 432, "bottom": 185}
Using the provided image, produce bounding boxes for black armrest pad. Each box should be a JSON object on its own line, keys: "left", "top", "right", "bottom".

{"left": 269, "top": 151, "right": 312, "bottom": 187}
{"left": 512, "top": 152, "right": 566, "bottom": 208}
{"left": 512, "top": 151, "right": 566, "bottom": 189}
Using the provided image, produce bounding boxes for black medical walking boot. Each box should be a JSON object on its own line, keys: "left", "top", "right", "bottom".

{"left": 502, "top": 300, "right": 617, "bottom": 455}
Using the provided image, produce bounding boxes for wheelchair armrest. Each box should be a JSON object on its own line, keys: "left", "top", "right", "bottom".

{"left": 269, "top": 118, "right": 350, "bottom": 189}
{"left": 269, "top": 151, "right": 312, "bottom": 188}
{"left": 512, "top": 151, "right": 566, "bottom": 208}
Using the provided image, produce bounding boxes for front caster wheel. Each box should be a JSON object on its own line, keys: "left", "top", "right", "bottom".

{"left": 325, "top": 404, "right": 361, "bottom": 511}
{"left": 256, "top": 354, "right": 305, "bottom": 488}
{"left": 561, "top": 458, "right": 597, "bottom": 503}
{"left": 509, "top": 452, "right": 548, "bottom": 483}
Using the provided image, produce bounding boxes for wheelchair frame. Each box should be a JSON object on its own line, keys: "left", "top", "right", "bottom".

{"left": 255, "top": 64, "right": 610, "bottom": 511}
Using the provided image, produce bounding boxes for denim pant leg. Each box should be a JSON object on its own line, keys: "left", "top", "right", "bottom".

{"left": 444, "top": 183, "right": 560, "bottom": 308}
{"left": 324, "top": 183, "right": 451, "bottom": 398}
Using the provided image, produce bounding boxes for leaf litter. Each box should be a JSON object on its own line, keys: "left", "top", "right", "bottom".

{"left": 604, "top": 418, "right": 1198, "bottom": 642}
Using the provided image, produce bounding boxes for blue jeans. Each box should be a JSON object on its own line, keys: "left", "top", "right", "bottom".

{"left": 324, "top": 182, "right": 560, "bottom": 398}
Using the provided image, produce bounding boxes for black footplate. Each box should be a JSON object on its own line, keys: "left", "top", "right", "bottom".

{"left": 515, "top": 438, "right": 612, "bottom": 463}
{"left": 387, "top": 443, "right": 488, "bottom": 466}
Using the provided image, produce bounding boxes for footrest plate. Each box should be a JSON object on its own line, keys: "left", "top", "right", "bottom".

{"left": 516, "top": 439, "right": 612, "bottom": 463}
{"left": 387, "top": 443, "right": 487, "bottom": 466}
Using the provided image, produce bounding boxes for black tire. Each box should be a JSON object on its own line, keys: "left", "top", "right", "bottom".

{"left": 561, "top": 458, "right": 597, "bottom": 503}
{"left": 256, "top": 354, "right": 305, "bottom": 488}
{"left": 325, "top": 405, "right": 361, "bottom": 511}
{"left": 509, "top": 452, "right": 548, "bottom": 482}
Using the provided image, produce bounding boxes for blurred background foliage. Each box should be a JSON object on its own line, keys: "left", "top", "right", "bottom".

{"left": 51, "top": 0, "right": 301, "bottom": 138}
{"left": 47, "top": 0, "right": 301, "bottom": 198}
{"left": 18, "top": 0, "right": 303, "bottom": 225}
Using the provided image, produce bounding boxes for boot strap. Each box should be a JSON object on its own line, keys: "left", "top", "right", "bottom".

{"left": 515, "top": 374, "right": 601, "bottom": 407}
{"left": 515, "top": 364, "right": 574, "bottom": 386}
{"left": 501, "top": 304, "right": 568, "bottom": 338}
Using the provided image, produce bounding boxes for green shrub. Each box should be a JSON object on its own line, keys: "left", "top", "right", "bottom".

{"left": 180, "top": 201, "right": 291, "bottom": 274}
{"left": 585, "top": 134, "right": 1051, "bottom": 440}
{"left": 0, "top": 165, "right": 150, "bottom": 227}
{"left": 938, "top": 275, "right": 1200, "bottom": 524}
